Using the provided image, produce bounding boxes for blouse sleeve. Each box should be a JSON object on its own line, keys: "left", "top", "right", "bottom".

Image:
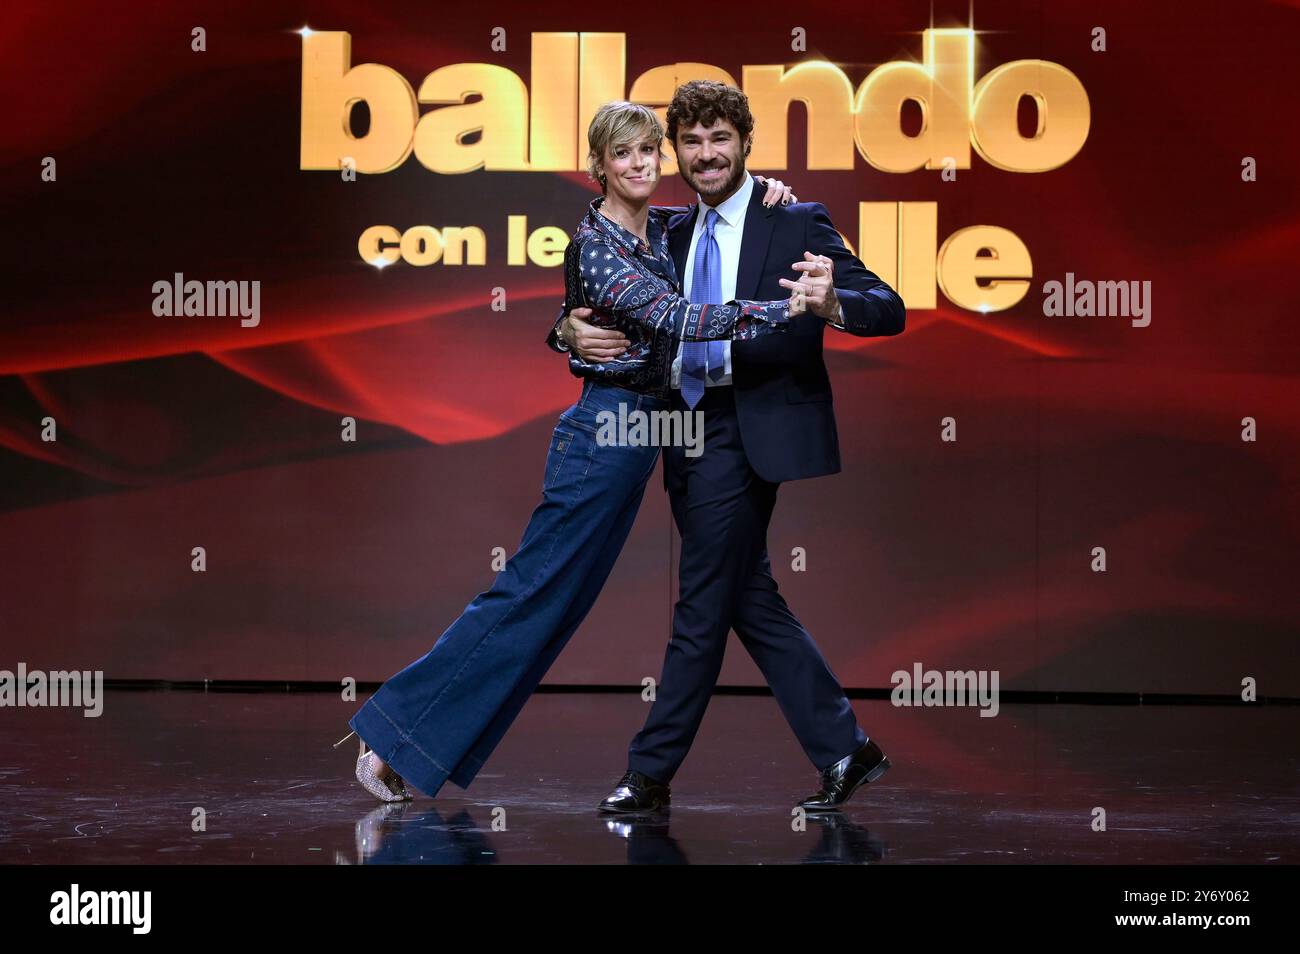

{"left": 567, "top": 232, "right": 790, "bottom": 343}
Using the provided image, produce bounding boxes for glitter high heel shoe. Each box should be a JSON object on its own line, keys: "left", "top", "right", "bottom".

{"left": 334, "top": 729, "right": 411, "bottom": 802}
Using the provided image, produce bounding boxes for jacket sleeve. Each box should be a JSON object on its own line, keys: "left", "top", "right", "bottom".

{"left": 568, "top": 232, "right": 792, "bottom": 343}
{"left": 805, "top": 203, "right": 906, "bottom": 337}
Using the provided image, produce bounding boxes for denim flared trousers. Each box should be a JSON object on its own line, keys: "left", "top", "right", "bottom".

{"left": 349, "top": 379, "right": 665, "bottom": 797}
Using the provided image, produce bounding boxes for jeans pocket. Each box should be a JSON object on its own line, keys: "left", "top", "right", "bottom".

{"left": 559, "top": 398, "right": 602, "bottom": 435}
{"left": 545, "top": 428, "right": 577, "bottom": 489}
{"left": 545, "top": 422, "right": 599, "bottom": 498}
{"left": 563, "top": 383, "right": 643, "bottom": 435}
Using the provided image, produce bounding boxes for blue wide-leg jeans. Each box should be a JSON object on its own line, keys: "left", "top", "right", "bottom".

{"left": 349, "top": 379, "right": 665, "bottom": 797}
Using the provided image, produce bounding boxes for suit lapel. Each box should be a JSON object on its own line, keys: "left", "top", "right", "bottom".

{"left": 668, "top": 206, "right": 697, "bottom": 290}
{"left": 736, "top": 183, "right": 776, "bottom": 300}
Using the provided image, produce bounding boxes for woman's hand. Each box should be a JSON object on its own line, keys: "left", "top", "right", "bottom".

{"left": 755, "top": 175, "right": 798, "bottom": 208}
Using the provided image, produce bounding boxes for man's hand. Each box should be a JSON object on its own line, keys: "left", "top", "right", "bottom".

{"left": 778, "top": 252, "right": 841, "bottom": 322}
{"left": 561, "top": 307, "right": 632, "bottom": 363}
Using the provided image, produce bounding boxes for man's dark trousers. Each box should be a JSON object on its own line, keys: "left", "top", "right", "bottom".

{"left": 625, "top": 385, "right": 866, "bottom": 784}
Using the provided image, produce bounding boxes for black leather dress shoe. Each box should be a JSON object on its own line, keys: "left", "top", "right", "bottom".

{"left": 796, "top": 738, "right": 891, "bottom": 812}
{"left": 598, "top": 770, "right": 671, "bottom": 813}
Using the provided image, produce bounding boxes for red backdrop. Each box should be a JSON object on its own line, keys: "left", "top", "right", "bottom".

{"left": 2, "top": 0, "right": 1297, "bottom": 694}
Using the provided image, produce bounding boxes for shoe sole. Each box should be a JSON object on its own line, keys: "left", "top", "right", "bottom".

{"left": 596, "top": 798, "right": 670, "bottom": 814}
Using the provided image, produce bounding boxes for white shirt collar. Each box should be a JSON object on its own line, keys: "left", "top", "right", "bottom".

{"left": 696, "top": 173, "right": 755, "bottom": 231}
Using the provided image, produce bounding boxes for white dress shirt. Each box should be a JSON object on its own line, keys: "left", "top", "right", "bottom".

{"left": 669, "top": 173, "right": 756, "bottom": 389}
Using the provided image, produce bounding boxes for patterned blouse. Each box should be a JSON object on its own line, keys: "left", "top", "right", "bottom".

{"left": 545, "top": 196, "right": 791, "bottom": 398}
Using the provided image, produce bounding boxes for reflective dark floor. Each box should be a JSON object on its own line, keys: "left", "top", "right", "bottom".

{"left": 1, "top": 692, "right": 1296, "bottom": 864}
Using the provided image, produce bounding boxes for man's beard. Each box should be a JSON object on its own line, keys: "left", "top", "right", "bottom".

{"left": 681, "top": 157, "right": 747, "bottom": 202}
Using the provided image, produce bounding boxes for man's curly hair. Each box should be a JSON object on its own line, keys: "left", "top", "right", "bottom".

{"left": 666, "top": 80, "right": 754, "bottom": 148}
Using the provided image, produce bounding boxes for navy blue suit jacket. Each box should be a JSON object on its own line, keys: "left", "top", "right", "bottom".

{"left": 667, "top": 178, "right": 906, "bottom": 483}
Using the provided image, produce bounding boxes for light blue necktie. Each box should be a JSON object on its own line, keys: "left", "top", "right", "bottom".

{"left": 680, "top": 208, "right": 726, "bottom": 409}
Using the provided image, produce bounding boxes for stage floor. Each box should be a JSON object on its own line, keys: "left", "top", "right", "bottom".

{"left": 1, "top": 691, "right": 1295, "bottom": 864}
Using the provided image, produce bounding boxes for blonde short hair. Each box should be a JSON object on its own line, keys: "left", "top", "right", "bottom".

{"left": 586, "top": 101, "right": 666, "bottom": 192}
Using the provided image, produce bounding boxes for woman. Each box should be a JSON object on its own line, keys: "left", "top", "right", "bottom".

{"left": 335, "top": 101, "right": 804, "bottom": 802}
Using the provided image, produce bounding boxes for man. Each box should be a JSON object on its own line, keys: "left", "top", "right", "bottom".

{"left": 553, "top": 80, "right": 905, "bottom": 812}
